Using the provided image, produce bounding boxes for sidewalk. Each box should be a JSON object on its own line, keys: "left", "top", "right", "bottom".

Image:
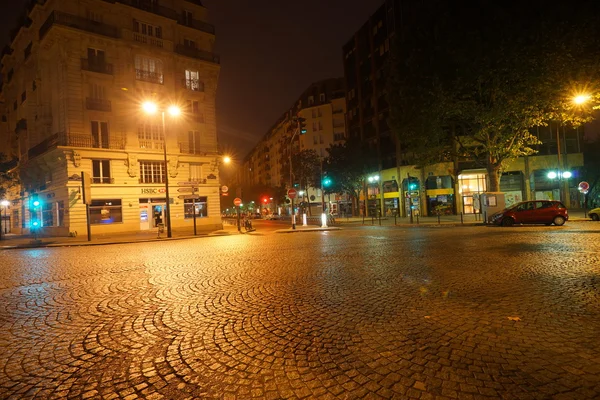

{"left": 0, "top": 225, "right": 235, "bottom": 250}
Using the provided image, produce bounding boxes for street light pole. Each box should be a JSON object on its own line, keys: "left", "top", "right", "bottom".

{"left": 289, "top": 126, "right": 299, "bottom": 230}
{"left": 161, "top": 111, "right": 172, "bottom": 238}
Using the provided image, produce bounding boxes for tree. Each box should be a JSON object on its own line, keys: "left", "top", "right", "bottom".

{"left": 0, "top": 153, "right": 19, "bottom": 200}
{"left": 582, "top": 138, "right": 600, "bottom": 208}
{"left": 388, "top": 0, "right": 600, "bottom": 191}
{"left": 324, "top": 136, "right": 377, "bottom": 216}
{"left": 281, "top": 149, "right": 321, "bottom": 214}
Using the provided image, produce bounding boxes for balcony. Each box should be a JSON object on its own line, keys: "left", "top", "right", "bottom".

{"left": 174, "top": 44, "right": 219, "bottom": 64}
{"left": 135, "top": 69, "right": 164, "bottom": 84}
{"left": 81, "top": 58, "right": 113, "bottom": 74}
{"left": 139, "top": 140, "right": 163, "bottom": 150}
{"left": 39, "top": 11, "right": 120, "bottom": 40}
{"left": 189, "top": 113, "right": 205, "bottom": 123}
{"left": 133, "top": 32, "right": 163, "bottom": 48}
{"left": 116, "top": 0, "right": 178, "bottom": 20}
{"left": 182, "top": 78, "right": 204, "bottom": 92}
{"left": 178, "top": 17, "right": 215, "bottom": 35}
{"left": 92, "top": 177, "right": 115, "bottom": 184}
{"left": 86, "top": 98, "right": 112, "bottom": 112}
{"left": 27, "top": 132, "right": 126, "bottom": 160}
{"left": 179, "top": 142, "right": 215, "bottom": 155}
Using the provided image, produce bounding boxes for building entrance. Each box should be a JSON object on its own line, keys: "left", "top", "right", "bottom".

{"left": 139, "top": 198, "right": 167, "bottom": 230}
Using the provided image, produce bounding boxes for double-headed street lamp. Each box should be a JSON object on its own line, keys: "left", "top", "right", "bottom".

{"left": 142, "top": 101, "right": 181, "bottom": 238}
{"left": 0, "top": 199, "right": 9, "bottom": 240}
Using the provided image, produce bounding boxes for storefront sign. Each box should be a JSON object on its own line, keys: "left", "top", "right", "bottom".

{"left": 141, "top": 188, "right": 166, "bottom": 194}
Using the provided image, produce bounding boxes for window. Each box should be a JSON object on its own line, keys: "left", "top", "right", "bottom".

{"left": 189, "top": 163, "right": 203, "bottom": 181}
{"left": 184, "top": 70, "right": 203, "bottom": 91}
{"left": 182, "top": 10, "right": 193, "bottom": 26}
{"left": 183, "top": 38, "right": 196, "bottom": 48}
{"left": 91, "top": 121, "right": 109, "bottom": 148}
{"left": 188, "top": 130, "right": 205, "bottom": 153}
{"left": 90, "top": 199, "right": 123, "bottom": 224}
{"left": 133, "top": 20, "right": 162, "bottom": 38}
{"left": 312, "top": 121, "right": 317, "bottom": 132}
{"left": 138, "top": 124, "right": 163, "bottom": 149}
{"left": 92, "top": 160, "right": 111, "bottom": 183}
{"left": 184, "top": 197, "right": 208, "bottom": 218}
{"left": 90, "top": 83, "right": 105, "bottom": 99}
{"left": 21, "top": 92, "right": 26, "bottom": 103}
{"left": 313, "top": 135, "right": 317, "bottom": 145}
{"left": 42, "top": 202, "right": 53, "bottom": 227}
{"left": 56, "top": 201, "right": 65, "bottom": 227}
{"left": 139, "top": 161, "right": 165, "bottom": 183}
{"left": 187, "top": 100, "right": 200, "bottom": 114}
{"left": 13, "top": 101, "right": 17, "bottom": 111}
{"left": 319, "top": 93, "right": 325, "bottom": 102}
{"left": 24, "top": 42, "right": 32, "bottom": 60}
{"left": 88, "top": 48, "right": 105, "bottom": 65}
{"left": 317, "top": 108, "right": 322, "bottom": 117}
{"left": 308, "top": 96, "right": 314, "bottom": 105}
{"left": 319, "top": 134, "right": 323, "bottom": 144}
{"left": 135, "top": 55, "right": 164, "bottom": 84}
{"left": 318, "top": 121, "right": 323, "bottom": 131}
{"left": 87, "top": 9, "right": 103, "bottom": 22}
{"left": 13, "top": 210, "right": 19, "bottom": 228}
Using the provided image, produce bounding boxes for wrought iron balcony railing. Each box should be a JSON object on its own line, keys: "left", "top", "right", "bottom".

{"left": 174, "top": 44, "right": 220, "bottom": 64}
{"left": 86, "top": 98, "right": 112, "bottom": 112}
{"left": 27, "top": 132, "right": 126, "bottom": 160}
{"left": 178, "top": 17, "right": 215, "bottom": 35}
{"left": 116, "top": 0, "right": 178, "bottom": 20}
{"left": 81, "top": 58, "right": 114, "bottom": 74}
{"left": 182, "top": 78, "right": 204, "bottom": 92}
{"left": 179, "top": 142, "right": 216, "bottom": 155}
{"left": 40, "top": 11, "right": 120, "bottom": 40}
{"left": 135, "top": 69, "right": 164, "bottom": 84}
{"left": 132, "top": 32, "right": 164, "bottom": 48}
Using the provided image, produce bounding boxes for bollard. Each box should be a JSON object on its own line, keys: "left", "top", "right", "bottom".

{"left": 394, "top": 214, "right": 397, "bottom": 226}
{"left": 461, "top": 212, "right": 464, "bottom": 224}
{"left": 483, "top": 211, "right": 487, "bottom": 224}
{"left": 416, "top": 214, "right": 419, "bottom": 224}
{"left": 437, "top": 213, "right": 441, "bottom": 224}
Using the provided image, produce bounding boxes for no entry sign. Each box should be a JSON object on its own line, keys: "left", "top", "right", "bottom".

{"left": 287, "top": 188, "right": 298, "bottom": 199}
{"left": 233, "top": 197, "right": 242, "bottom": 206}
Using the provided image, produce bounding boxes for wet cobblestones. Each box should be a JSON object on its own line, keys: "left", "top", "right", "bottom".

{"left": 0, "top": 223, "right": 599, "bottom": 399}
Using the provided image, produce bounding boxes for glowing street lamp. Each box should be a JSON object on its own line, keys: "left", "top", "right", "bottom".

{"left": 573, "top": 94, "right": 591, "bottom": 105}
{"left": 141, "top": 101, "right": 181, "bottom": 238}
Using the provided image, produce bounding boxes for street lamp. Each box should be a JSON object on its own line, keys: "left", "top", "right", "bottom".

{"left": 142, "top": 101, "right": 181, "bottom": 238}
{"left": 0, "top": 199, "right": 9, "bottom": 240}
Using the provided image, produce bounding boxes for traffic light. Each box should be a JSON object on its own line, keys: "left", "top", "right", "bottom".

{"left": 322, "top": 176, "right": 332, "bottom": 188}
{"left": 29, "top": 193, "right": 41, "bottom": 229}
{"left": 408, "top": 178, "right": 419, "bottom": 191}
{"left": 298, "top": 117, "right": 307, "bottom": 134}
{"left": 262, "top": 196, "right": 268, "bottom": 204}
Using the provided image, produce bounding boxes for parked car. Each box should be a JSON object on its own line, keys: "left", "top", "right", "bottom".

{"left": 589, "top": 207, "right": 600, "bottom": 221}
{"left": 265, "top": 213, "right": 280, "bottom": 220}
{"left": 490, "top": 200, "right": 568, "bottom": 227}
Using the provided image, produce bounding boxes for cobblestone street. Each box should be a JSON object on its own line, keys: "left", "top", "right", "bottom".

{"left": 1, "top": 223, "right": 599, "bottom": 399}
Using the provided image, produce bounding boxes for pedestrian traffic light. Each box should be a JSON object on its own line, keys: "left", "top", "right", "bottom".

{"left": 322, "top": 177, "right": 332, "bottom": 188}
{"left": 408, "top": 178, "right": 419, "bottom": 191}
{"left": 298, "top": 117, "right": 307, "bottom": 134}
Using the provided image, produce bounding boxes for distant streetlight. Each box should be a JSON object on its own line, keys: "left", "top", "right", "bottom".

{"left": 142, "top": 101, "right": 181, "bottom": 238}
{"left": 223, "top": 155, "right": 231, "bottom": 164}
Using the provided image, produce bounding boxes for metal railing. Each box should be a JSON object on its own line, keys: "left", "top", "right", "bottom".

{"left": 117, "top": 0, "right": 178, "bottom": 20}
{"left": 86, "top": 98, "right": 112, "bottom": 112}
{"left": 81, "top": 58, "right": 114, "bottom": 74}
{"left": 179, "top": 142, "right": 216, "bottom": 155}
{"left": 92, "top": 177, "right": 114, "bottom": 184}
{"left": 174, "top": 44, "right": 220, "bottom": 64}
{"left": 27, "top": 132, "right": 126, "bottom": 159}
{"left": 39, "top": 11, "right": 120, "bottom": 40}
{"left": 133, "top": 32, "right": 164, "bottom": 48}
{"left": 135, "top": 69, "right": 164, "bottom": 84}
{"left": 182, "top": 78, "right": 204, "bottom": 92}
{"left": 190, "top": 113, "right": 205, "bottom": 123}
{"left": 178, "top": 17, "right": 215, "bottom": 35}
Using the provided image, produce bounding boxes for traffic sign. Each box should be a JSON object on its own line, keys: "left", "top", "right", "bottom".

{"left": 287, "top": 188, "right": 298, "bottom": 199}
{"left": 177, "top": 187, "right": 198, "bottom": 193}
{"left": 233, "top": 197, "right": 242, "bottom": 206}
{"left": 221, "top": 192, "right": 229, "bottom": 196}
{"left": 177, "top": 181, "right": 198, "bottom": 186}
{"left": 221, "top": 185, "right": 229, "bottom": 193}
{"left": 578, "top": 181, "right": 590, "bottom": 193}
{"left": 178, "top": 194, "right": 200, "bottom": 200}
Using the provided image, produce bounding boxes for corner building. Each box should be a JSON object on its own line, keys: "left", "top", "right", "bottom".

{"left": 1, "top": 0, "right": 221, "bottom": 236}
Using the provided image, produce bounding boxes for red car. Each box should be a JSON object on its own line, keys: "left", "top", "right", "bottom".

{"left": 491, "top": 200, "right": 568, "bottom": 226}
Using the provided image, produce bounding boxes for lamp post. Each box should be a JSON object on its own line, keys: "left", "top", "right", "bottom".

{"left": 142, "top": 101, "right": 180, "bottom": 238}
{"left": 289, "top": 126, "right": 300, "bottom": 230}
{"left": 0, "top": 199, "right": 9, "bottom": 240}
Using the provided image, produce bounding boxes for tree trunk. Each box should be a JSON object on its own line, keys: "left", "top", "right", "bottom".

{"left": 487, "top": 164, "right": 502, "bottom": 192}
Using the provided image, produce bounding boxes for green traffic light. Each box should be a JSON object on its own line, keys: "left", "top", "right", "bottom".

{"left": 33, "top": 200, "right": 40, "bottom": 207}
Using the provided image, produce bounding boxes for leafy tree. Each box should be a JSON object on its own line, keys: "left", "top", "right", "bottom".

{"left": 582, "top": 138, "right": 600, "bottom": 208}
{"left": 0, "top": 153, "right": 19, "bottom": 200}
{"left": 324, "top": 136, "right": 377, "bottom": 216}
{"left": 388, "top": 0, "right": 600, "bottom": 191}
{"left": 281, "top": 149, "right": 320, "bottom": 214}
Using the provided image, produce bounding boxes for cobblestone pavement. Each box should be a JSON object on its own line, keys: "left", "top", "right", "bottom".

{"left": 0, "top": 223, "right": 599, "bottom": 399}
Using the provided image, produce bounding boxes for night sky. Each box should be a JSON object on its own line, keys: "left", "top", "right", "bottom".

{"left": 0, "top": 0, "right": 382, "bottom": 158}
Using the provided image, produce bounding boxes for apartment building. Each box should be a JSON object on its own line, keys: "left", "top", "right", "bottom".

{"left": 0, "top": 0, "right": 221, "bottom": 236}
{"left": 238, "top": 78, "right": 345, "bottom": 211}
